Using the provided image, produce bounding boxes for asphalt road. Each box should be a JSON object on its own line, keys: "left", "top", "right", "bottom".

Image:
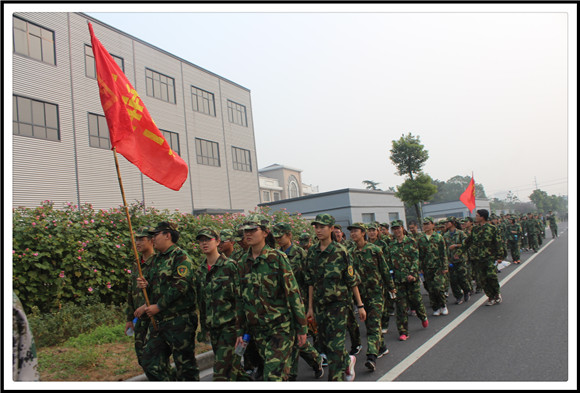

{"left": 201, "top": 223, "right": 572, "bottom": 387}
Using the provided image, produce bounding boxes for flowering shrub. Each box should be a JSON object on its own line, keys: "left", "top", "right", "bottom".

{"left": 13, "top": 201, "right": 314, "bottom": 314}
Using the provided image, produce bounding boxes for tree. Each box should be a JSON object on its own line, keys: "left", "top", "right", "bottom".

{"left": 362, "top": 180, "right": 381, "bottom": 190}
{"left": 389, "top": 133, "right": 436, "bottom": 220}
{"left": 430, "top": 175, "right": 487, "bottom": 204}
{"left": 529, "top": 189, "right": 550, "bottom": 212}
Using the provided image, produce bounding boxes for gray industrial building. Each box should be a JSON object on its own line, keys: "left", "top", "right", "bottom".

{"left": 12, "top": 12, "right": 260, "bottom": 213}
{"left": 260, "top": 188, "right": 406, "bottom": 233}
{"left": 421, "top": 199, "right": 492, "bottom": 221}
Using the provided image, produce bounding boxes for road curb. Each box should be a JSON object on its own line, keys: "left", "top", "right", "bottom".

{"left": 125, "top": 350, "right": 214, "bottom": 381}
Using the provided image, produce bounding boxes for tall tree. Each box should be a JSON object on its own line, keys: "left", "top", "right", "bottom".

{"left": 430, "top": 175, "right": 487, "bottom": 204}
{"left": 389, "top": 133, "right": 436, "bottom": 221}
{"left": 362, "top": 180, "right": 381, "bottom": 190}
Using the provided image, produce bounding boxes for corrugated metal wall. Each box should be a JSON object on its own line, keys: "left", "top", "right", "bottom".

{"left": 12, "top": 12, "right": 260, "bottom": 213}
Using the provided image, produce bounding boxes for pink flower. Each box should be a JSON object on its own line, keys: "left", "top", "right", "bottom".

{"left": 33, "top": 253, "right": 38, "bottom": 257}
{"left": 59, "top": 271, "right": 65, "bottom": 278}
{"left": 127, "top": 269, "right": 132, "bottom": 274}
{"left": 116, "top": 245, "right": 120, "bottom": 248}
{"left": 93, "top": 268, "right": 98, "bottom": 272}
{"left": 78, "top": 256, "right": 82, "bottom": 260}
{"left": 84, "top": 220, "right": 89, "bottom": 225}
{"left": 32, "top": 222, "right": 36, "bottom": 226}
{"left": 88, "top": 287, "right": 93, "bottom": 292}
{"left": 12, "top": 250, "right": 15, "bottom": 254}
{"left": 106, "top": 282, "right": 111, "bottom": 289}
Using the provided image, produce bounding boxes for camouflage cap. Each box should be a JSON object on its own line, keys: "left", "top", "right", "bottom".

{"left": 135, "top": 226, "right": 155, "bottom": 237}
{"left": 379, "top": 222, "right": 390, "bottom": 229}
{"left": 219, "top": 229, "right": 235, "bottom": 242}
{"left": 422, "top": 217, "right": 435, "bottom": 224}
{"left": 366, "top": 222, "right": 379, "bottom": 230}
{"left": 272, "top": 222, "right": 292, "bottom": 237}
{"left": 446, "top": 216, "right": 456, "bottom": 223}
{"left": 347, "top": 222, "right": 367, "bottom": 231}
{"left": 196, "top": 227, "right": 219, "bottom": 241}
{"left": 149, "top": 221, "right": 178, "bottom": 234}
{"left": 241, "top": 214, "right": 270, "bottom": 230}
{"left": 311, "top": 213, "right": 335, "bottom": 227}
{"left": 234, "top": 228, "right": 244, "bottom": 242}
{"left": 462, "top": 216, "right": 474, "bottom": 223}
{"left": 333, "top": 223, "right": 342, "bottom": 230}
{"left": 390, "top": 219, "right": 404, "bottom": 228}
{"left": 298, "top": 233, "right": 311, "bottom": 242}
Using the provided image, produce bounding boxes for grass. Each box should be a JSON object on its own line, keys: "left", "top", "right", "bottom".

{"left": 37, "top": 323, "right": 212, "bottom": 382}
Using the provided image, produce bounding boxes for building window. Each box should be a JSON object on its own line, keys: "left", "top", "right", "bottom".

{"left": 288, "top": 175, "right": 299, "bottom": 199}
{"left": 84, "top": 44, "right": 124, "bottom": 79}
{"left": 227, "top": 100, "right": 247, "bottom": 127}
{"left": 232, "top": 146, "right": 252, "bottom": 172}
{"left": 145, "top": 68, "right": 175, "bottom": 104}
{"left": 191, "top": 86, "right": 216, "bottom": 117}
{"left": 88, "top": 113, "right": 111, "bottom": 149}
{"left": 273, "top": 192, "right": 281, "bottom": 201}
{"left": 13, "top": 95, "right": 60, "bottom": 141}
{"left": 160, "top": 129, "right": 180, "bottom": 157}
{"left": 195, "top": 138, "right": 220, "bottom": 167}
{"left": 13, "top": 16, "right": 55, "bottom": 65}
{"left": 388, "top": 212, "right": 400, "bottom": 222}
{"left": 362, "top": 213, "right": 376, "bottom": 224}
{"left": 262, "top": 191, "right": 271, "bottom": 202}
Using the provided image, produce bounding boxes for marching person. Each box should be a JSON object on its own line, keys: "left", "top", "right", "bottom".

{"left": 136, "top": 222, "right": 199, "bottom": 381}
{"left": 194, "top": 227, "right": 242, "bottom": 381}
{"left": 443, "top": 218, "right": 472, "bottom": 304}
{"left": 305, "top": 213, "right": 366, "bottom": 381}
{"left": 235, "top": 215, "right": 308, "bottom": 381}
{"left": 347, "top": 223, "right": 395, "bottom": 372}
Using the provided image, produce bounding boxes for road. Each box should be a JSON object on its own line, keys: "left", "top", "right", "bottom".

{"left": 201, "top": 223, "right": 573, "bottom": 387}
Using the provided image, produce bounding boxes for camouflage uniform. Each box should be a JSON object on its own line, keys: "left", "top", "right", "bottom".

{"left": 526, "top": 215, "right": 540, "bottom": 252}
{"left": 195, "top": 249, "right": 242, "bottom": 381}
{"left": 506, "top": 220, "right": 522, "bottom": 262}
{"left": 305, "top": 240, "right": 360, "bottom": 381}
{"left": 141, "top": 241, "right": 199, "bottom": 381}
{"left": 548, "top": 213, "right": 558, "bottom": 238}
{"left": 348, "top": 238, "right": 395, "bottom": 358}
{"left": 417, "top": 228, "right": 448, "bottom": 312}
{"left": 464, "top": 221, "right": 503, "bottom": 302}
{"left": 237, "top": 244, "right": 307, "bottom": 381}
{"left": 443, "top": 227, "right": 472, "bottom": 301}
{"left": 386, "top": 222, "right": 428, "bottom": 337}
{"left": 13, "top": 292, "right": 39, "bottom": 381}
{"left": 277, "top": 238, "right": 322, "bottom": 380}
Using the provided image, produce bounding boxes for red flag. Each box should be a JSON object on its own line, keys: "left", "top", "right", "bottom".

{"left": 88, "top": 23, "right": 188, "bottom": 191}
{"left": 460, "top": 176, "right": 476, "bottom": 213}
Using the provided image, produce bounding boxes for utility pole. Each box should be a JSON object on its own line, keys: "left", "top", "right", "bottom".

{"left": 535, "top": 177, "right": 538, "bottom": 189}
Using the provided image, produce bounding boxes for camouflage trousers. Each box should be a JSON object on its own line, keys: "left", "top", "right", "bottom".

{"left": 210, "top": 324, "right": 243, "bottom": 381}
{"left": 394, "top": 280, "right": 428, "bottom": 336}
{"left": 528, "top": 232, "right": 539, "bottom": 252}
{"left": 549, "top": 224, "right": 558, "bottom": 238}
{"left": 133, "top": 319, "right": 149, "bottom": 367}
{"left": 449, "top": 262, "right": 472, "bottom": 300}
{"left": 360, "top": 293, "right": 385, "bottom": 356}
{"left": 381, "top": 288, "right": 396, "bottom": 330}
{"left": 472, "top": 259, "right": 501, "bottom": 299}
{"left": 141, "top": 313, "right": 199, "bottom": 381}
{"left": 346, "top": 300, "right": 361, "bottom": 350}
{"left": 507, "top": 240, "right": 520, "bottom": 261}
{"left": 248, "top": 320, "right": 295, "bottom": 381}
{"left": 289, "top": 335, "right": 321, "bottom": 380}
{"left": 423, "top": 268, "right": 447, "bottom": 311}
{"left": 314, "top": 301, "right": 350, "bottom": 381}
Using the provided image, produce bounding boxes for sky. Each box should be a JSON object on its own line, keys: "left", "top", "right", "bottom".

{"left": 7, "top": 3, "right": 576, "bottom": 203}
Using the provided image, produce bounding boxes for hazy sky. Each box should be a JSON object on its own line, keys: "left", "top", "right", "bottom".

{"left": 9, "top": 3, "right": 576, "bottom": 203}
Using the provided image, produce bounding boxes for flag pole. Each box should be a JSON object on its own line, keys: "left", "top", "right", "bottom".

{"left": 113, "top": 147, "right": 157, "bottom": 330}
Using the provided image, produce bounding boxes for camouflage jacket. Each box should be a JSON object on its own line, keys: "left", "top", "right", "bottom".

{"left": 195, "top": 253, "right": 240, "bottom": 333}
{"left": 417, "top": 232, "right": 448, "bottom": 272}
{"left": 125, "top": 254, "right": 154, "bottom": 322}
{"left": 464, "top": 222, "right": 503, "bottom": 262}
{"left": 279, "top": 244, "right": 308, "bottom": 303}
{"left": 305, "top": 241, "right": 360, "bottom": 307}
{"left": 13, "top": 292, "right": 39, "bottom": 381}
{"left": 385, "top": 235, "right": 420, "bottom": 283}
{"left": 144, "top": 244, "right": 197, "bottom": 320}
{"left": 369, "top": 238, "right": 393, "bottom": 270}
{"left": 348, "top": 242, "right": 395, "bottom": 299}
{"left": 506, "top": 223, "right": 522, "bottom": 242}
{"left": 231, "top": 246, "right": 248, "bottom": 263}
{"left": 237, "top": 245, "right": 307, "bottom": 335}
{"left": 443, "top": 229, "right": 468, "bottom": 264}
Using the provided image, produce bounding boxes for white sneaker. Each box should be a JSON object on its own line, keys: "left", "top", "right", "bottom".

{"left": 441, "top": 306, "right": 449, "bottom": 315}
{"left": 381, "top": 328, "right": 388, "bottom": 334}
{"left": 433, "top": 308, "right": 441, "bottom": 316}
{"left": 345, "top": 355, "right": 356, "bottom": 381}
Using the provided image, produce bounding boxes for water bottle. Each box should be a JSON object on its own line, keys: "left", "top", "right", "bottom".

{"left": 389, "top": 269, "right": 395, "bottom": 280}
{"left": 449, "top": 263, "right": 454, "bottom": 268}
{"left": 126, "top": 317, "right": 138, "bottom": 336}
{"left": 235, "top": 334, "right": 251, "bottom": 356}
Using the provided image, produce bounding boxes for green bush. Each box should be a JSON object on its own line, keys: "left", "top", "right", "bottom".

{"left": 28, "top": 297, "right": 126, "bottom": 348}
{"left": 64, "top": 323, "right": 133, "bottom": 349}
{"left": 13, "top": 201, "right": 315, "bottom": 315}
